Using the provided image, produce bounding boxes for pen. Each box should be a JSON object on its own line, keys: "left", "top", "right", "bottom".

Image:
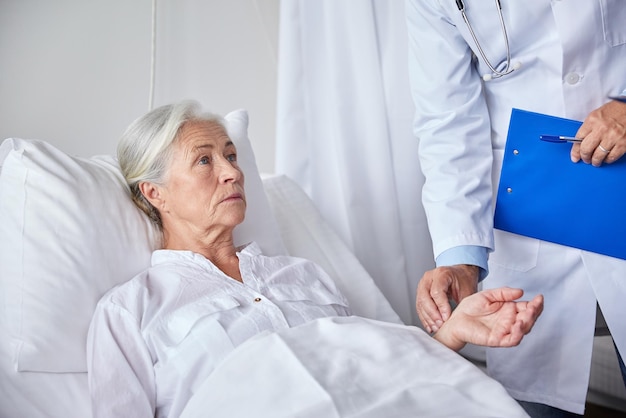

{"left": 539, "top": 135, "right": 582, "bottom": 143}
{"left": 609, "top": 95, "right": 626, "bottom": 104}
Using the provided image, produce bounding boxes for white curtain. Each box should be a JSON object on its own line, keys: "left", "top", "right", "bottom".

{"left": 275, "top": 0, "right": 433, "bottom": 325}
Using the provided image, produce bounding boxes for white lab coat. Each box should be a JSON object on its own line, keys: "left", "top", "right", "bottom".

{"left": 406, "top": 0, "right": 626, "bottom": 413}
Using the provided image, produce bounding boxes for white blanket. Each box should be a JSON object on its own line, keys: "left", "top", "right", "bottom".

{"left": 180, "top": 316, "right": 528, "bottom": 418}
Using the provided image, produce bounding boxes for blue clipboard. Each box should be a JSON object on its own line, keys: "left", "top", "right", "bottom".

{"left": 494, "top": 108, "right": 626, "bottom": 260}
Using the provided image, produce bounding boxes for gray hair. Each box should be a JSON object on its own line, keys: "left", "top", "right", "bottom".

{"left": 117, "top": 100, "right": 225, "bottom": 229}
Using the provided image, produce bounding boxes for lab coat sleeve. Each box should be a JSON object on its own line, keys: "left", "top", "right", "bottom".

{"left": 87, "top": 301, "right": 156, "bottom": 418}
{"left": 405, "top": 0, "right": 495, "bottom": 259}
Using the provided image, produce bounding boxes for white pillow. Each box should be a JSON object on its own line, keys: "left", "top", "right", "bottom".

{"left": 262, "top": 174, "right": 401, "bottom": 324}
{"left": 0, "top": 109, "right": 285, "bottom": 373}
{"left": 225, "top": 110, "right": 286, "bottom": 256}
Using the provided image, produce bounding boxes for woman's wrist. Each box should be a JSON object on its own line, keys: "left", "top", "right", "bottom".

{"left": 432, "top": 318, "right": 466, "bottom": 352}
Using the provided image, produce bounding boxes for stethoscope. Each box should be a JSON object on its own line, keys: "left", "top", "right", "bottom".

{"left": 456, "top": 0, "right": 522, "bottom": 81}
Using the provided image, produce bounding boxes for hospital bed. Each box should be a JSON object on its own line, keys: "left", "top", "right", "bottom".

{"left": 0, "top": 109, "right": 622, "bottom": 417}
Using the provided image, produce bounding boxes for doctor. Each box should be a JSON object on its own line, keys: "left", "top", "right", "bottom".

{"left": 405, "top": 1, "right": 626, "bottom": 416}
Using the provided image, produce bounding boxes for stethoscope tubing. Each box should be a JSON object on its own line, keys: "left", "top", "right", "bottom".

{"left": 457, "top": 0, "right": 515, "bottom": 79}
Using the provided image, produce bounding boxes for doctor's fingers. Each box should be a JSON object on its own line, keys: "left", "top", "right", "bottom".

{"left": 579, "top": 135, "right": 626, "bottom": 166}
{"left": 575, "top": 101, "right": 626, "bottom": 165}
{"left": 598, "top": 137, "right": 626, "bottom": 165}
{"left": 415, "top": 289, "right": 445, "bottom": 333}
{"left": 416, "top": 272, "right": 451, "bottom": 333}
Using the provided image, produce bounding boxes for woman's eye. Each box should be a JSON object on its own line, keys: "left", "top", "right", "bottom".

{"left": 199, "top": 156, "right": 210, "bottom": 165}
{"left": 227, "top": 153, "right": 237, "bottom": 163}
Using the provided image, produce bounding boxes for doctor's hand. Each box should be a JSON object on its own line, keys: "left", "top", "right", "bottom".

{"left": 433, "top": 287, "right": 544, "bottom": 352}
{"left": 416, "top": 265, "right": 478, "bottom": 334}
{"left": 571, "top": 99, "right": 626, "bottom": 167}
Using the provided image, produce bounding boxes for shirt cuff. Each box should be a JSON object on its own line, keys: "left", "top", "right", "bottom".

{"left": 435, "top": 245, "right": 489, "bottom": 282}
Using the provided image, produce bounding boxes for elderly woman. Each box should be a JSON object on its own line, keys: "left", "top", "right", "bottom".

{"left": 87, "top": 100, "right": 543, "bottom": 418}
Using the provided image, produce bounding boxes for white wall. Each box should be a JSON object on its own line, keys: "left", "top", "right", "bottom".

{"left": 0, "top": 0, "right": 279, "bottom": 174}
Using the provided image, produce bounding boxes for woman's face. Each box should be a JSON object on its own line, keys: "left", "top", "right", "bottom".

{"left": 158, "top": 120, "right": 246, "bottom": 237}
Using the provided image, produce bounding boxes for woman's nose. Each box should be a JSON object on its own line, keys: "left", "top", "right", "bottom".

{"left": 216, "top": 158, "right": 242, "bottom": 182}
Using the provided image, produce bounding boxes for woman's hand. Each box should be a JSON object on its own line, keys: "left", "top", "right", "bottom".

{"left": 433, "top": 287, "right": 544, "bottom": 352}
{"left": 571, "top": 99, "right": 626, "bottom": 167}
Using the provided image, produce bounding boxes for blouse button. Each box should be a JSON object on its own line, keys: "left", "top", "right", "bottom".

{"left": 565, "top": 72, "right": 580, "bottom": 85}
{"left": 254, "top": 297, "right": 262, "bottom": 303}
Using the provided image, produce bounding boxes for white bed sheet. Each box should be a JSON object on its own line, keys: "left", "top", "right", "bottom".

{"left": 180, "top": 316, "right": 528, "bottom": 418}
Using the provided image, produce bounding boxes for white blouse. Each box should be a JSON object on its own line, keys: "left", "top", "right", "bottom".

{"left": 86, "top": 242, "right": 351, "bottom": 418}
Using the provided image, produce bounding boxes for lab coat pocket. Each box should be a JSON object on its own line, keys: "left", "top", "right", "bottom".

{"left": 600, "top": 0, "right": 626, "bottom": 46}
{"left": 489, "top": 229, "right": 539, "bottom": 272}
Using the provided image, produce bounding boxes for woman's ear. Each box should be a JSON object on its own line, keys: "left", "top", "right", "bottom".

{"left": 139, "top": 181, "right": 165, "bottom": 211}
